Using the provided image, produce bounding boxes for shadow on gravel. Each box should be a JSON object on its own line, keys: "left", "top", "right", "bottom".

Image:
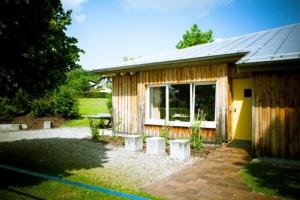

{"left": 0, "top": 138, "right": 108, "bottom": 189}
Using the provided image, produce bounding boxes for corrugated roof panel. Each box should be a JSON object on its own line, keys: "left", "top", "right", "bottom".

{"left": 236, "top": 28, "right": 285, "bottom": 64}
{"left": 188, "top": 40, "right": 228, "bottom": 58}
{"left": 216, "top": 33, "right": 257, "bottom": 54}
{"left": 94, "top": 23, "right": 300, "bottom": 72}
{"left": 247, "top": 29, "right": 279, "bottom": 51}
{"left": 205, "top": 38, "right": 238, "bottom": 54}
{"left": 276, "top": 24, "right": 300, "bottom": 54}
{"left": 239, "top": 31, "right": 268, "bottom": 49}
{"left": 189, "top": 40, "right": 227, "bottom": 57}
{"left": 252, "top": 25, "right": 294, "bottom": 57}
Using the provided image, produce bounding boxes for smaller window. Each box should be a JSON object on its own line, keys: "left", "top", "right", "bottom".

{"left": 169, "top": 84, "right": 190, "bottom": 122}
{"left": 194, "top": 84, "right": 216, "bottom": 121}
{"left": 244, "top": 89, "right": 252, "bottom": 97}
{"left": 149, "top": 86, "right": 166, "bottom": 120}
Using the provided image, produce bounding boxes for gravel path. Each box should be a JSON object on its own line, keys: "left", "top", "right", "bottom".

{"left": 103, "top": 145, "right": 199, "bottom": 188}
{"left": 0, "top": 127, "right": 200, "bottom": 189}
{"left": 0, "top": 127, "right": 91, "bottom": 142}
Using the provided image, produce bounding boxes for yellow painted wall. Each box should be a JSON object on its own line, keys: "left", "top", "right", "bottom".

{"left": 232, "top": 78, "right": 253, "bottom": 140}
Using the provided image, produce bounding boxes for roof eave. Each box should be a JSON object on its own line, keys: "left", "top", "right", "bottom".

{"left": 93, "top": 53, "right": 246, "bottom": 75}
{"left": 236, "top": 58, "right": 300, "bottom": 72}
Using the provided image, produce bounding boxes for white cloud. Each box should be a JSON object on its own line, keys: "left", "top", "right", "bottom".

{"left": 62, "top": 0, "right": 88, "bottom": 10}
{"left": 122, "top": 0, "right": 233, "bottom": 12}
{"left": 61, "top": 0, "right": 88, "bottom": 23}
{"left": 74, "top": 13, "right": 86, "bottom": 23}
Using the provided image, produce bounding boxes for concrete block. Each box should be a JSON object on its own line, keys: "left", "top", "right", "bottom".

{"left": 21, "top": 124, "right": 28, "bottom": 130}
{"left": 100, "top": 129, "right": 114, "bottom": 136}
{"left": 124, "top": 135, "right": 143, "bottom": 151}
{"left": 146, "top": 137, "right": 165, "bottom": 155}
{"left": 169, "top": 139, "right": 190, "bottom": 160}
{"left": 43, "top": 121, "right": 53, "bottom": 129}
{"left": 0, "top": 124, "right": 21, "bottom": 131}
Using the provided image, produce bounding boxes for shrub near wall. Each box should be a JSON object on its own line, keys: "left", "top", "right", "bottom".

{"left": 75, "top": 91, "right": 110, "bottom": 98}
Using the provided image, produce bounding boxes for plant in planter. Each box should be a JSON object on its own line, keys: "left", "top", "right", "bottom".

{"left": 159, "top": 121, "right": 170, "bottom": 145}
{"left": 142, "top": 133, "right": 150, "bottom": 143}
{"left": 189, "top": 109, "right": 206, "bottom": 150}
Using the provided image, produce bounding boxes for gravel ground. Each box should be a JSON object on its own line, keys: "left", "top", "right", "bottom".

{"left": 103, "top": 145, "right": 199, "bottom": 188}
{"left": 0, "top": 127, "right": 200, "bottom": 189}
{"left": 0, "top": 127, "right": 91, "bottom": 142}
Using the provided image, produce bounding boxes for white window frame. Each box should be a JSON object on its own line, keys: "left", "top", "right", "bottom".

{"left": 145, "top": 85, "right": 167, "bottom": 125}
{"left": 145, "top": 82, "right": 216, "bottom": 128}
{"left": 193, "top": 81, "right": 216, "bottom": 128}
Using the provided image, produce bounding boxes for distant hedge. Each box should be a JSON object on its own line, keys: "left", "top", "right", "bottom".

{"left": 75, "top": 91, "right": 111, "bottom": 98}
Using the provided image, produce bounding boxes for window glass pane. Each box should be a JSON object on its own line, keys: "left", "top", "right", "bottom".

{"left": 149, "top": 87, "right": 166, "bottom": 120}
{"left": 195, "top": 84, "right": 216, "bottom": 121}
{"left": 169, "top": 84, "right": 190, "bottom": 122}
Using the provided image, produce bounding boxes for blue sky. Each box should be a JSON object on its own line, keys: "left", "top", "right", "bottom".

{"left": 62, "top": 0, "right": 300, "bottom": 70}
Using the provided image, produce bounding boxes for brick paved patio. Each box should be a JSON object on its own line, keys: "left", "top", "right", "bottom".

{"left": 144, "top": 141, "right": 278, "bottom": 200}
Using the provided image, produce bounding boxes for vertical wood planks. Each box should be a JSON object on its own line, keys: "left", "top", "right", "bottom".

{"left": 112, "top": 63, "right": 230, "bottom": 142}
{"left": 253, "top": 71, "right": 300, "bottom": 159}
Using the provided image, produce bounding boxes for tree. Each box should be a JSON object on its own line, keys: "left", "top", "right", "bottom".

{"left": 176, "top": 24, "right": 213, "bottom": 49}
{"left": 0, "top": 0, "right": 83, "bottom": 98}
{"left": 66, "top": 69, "right": 100, "bottom": 92}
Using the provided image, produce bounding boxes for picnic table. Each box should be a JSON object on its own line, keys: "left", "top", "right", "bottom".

{"left": 83, "top": 113, "right": 112, "bottom": 126}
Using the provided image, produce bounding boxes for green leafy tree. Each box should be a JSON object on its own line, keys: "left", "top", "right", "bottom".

{"left": 0, "top": 0, "right": 83, "bottom": 98}
{"left": 176, "top": 24, "right": 213, "bottom": 49}
{"left": 67, "top": 69, "right": 99, "bottom": 92}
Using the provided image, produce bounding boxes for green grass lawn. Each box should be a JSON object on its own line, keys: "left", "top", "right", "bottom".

{"left": 78, "top": 98, "right": 109, "bottom": 115}
{"left": 0, "top": 170, "right": 160, "bottom": 200}
{"left": 63, "top": 98, "right": 109, "bottom": 127}
{"left": 240, "top": 162, "right": 300, "bottom": 200}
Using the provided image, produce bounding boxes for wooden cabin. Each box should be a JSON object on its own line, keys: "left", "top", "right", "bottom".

{"left": 94, "top": 23, "right": 300, "bottom": 159}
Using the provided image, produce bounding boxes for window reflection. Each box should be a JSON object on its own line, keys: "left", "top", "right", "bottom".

{"left": 194, "top": 84, "right": 215, "bottom": 121}
{"left": 149, "top": 86, "right": 166, "bottom": 120}
{"left": 169, "top": 84, "right": 190, "bottom": 122}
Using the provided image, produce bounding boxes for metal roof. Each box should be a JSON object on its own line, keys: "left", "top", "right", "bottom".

{"left": 94, "top": 23, "right": 300, "bottom": 73}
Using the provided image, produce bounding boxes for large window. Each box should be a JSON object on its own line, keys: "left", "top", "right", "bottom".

{"left": 147, "top": 82, "right": 216, "bottom": 128}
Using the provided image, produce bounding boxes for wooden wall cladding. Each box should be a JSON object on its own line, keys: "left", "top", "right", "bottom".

{"left": 144, "top": 125, "right": 217, "bottom": 143}
{"left": 112, "top": 63, "right": 229, "bottom": 143}
{"left": 253, "top": 70, "right": 300, "bottom": 159}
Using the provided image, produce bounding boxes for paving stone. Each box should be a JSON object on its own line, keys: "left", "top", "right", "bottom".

{"left": 144, "top": 144, "right": 280, "bottom": 200}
